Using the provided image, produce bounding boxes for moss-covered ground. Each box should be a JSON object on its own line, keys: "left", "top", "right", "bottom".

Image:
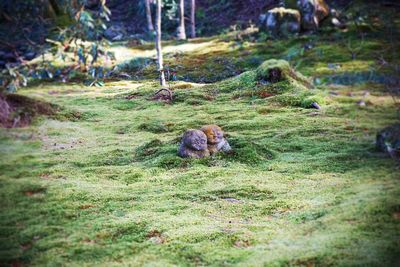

{"left": 1, "top": 2, "right": 400, "bottom": 266}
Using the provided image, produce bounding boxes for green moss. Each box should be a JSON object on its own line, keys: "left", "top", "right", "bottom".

{"left": 217, "top": 59, "right": 323, "bottom": 108}
{"left": 1, "top": 6, "right": 400, "bottom": 265}
{"left": 138, "top": 121, "right": 171, "bottom": 133}
{"left": 218, "top": 71, "right": 258, "bottom": 92}
{"left": 228, "top": 137, "right": 276, "bottom": 165}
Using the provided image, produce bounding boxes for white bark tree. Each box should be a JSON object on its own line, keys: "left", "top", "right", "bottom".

{"left": 190, "top": 0, "right": 196, "bottom": 38}
{"left": 145, "top": 0, "right": 154, "bottom": 32}
{"left": 176, "top": 0, "right": 186, "bottom": 40}
{"left": 155, "top": 0, "right": 166, "bottom": 86}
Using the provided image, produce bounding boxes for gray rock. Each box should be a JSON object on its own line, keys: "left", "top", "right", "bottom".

{"left": 178, "top": 129, "right": 210, "bottom": 158}
{"left": 264, "top": 7, "right": 301, "bottom": 37}
{"left": 104, "top": 25, "right": 126, "bottom": 41}
{"left": 376, "top": 124, "right": 400, "bottom": 160}
{"left": 297, "top": 0, "right": 329, "bottom": 31}
{"left": 310, "top": 102, "right": 321, "bottom": 109}
{"left": 357, "top": 100, "right": 366, "bottom": 107}
{"left": 24, "top": 52, "right": 36, "bottom": 60}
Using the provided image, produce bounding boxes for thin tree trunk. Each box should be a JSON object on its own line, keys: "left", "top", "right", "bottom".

{"left": 49, "top": 0, "right": 61, "bottom": 15}
{"left": 145, "top": 0, "right": 154, "bottom": 32}
{"left": 42, "top": 0, "right": 57, "bottom": 18}
{"left": 190, "top": 0, "right": 196, "bottom": 38}
{"left": 176, "top": 0, "right": 186, "bottom": 40}
{"left": 155, "top": 0, "right": 166, "bottom": 86}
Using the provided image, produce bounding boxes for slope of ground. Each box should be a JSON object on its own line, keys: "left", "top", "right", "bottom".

{"left": 0, "top": 71, "right": 399, "bottom": 266}
{"left": 0, "top": 2, "right": 400, "bottom": 266}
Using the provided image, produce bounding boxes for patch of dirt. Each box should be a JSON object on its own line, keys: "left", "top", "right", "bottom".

{"left": 79, "top": 204, "right": 95, "bottom": 210}
{"left": 23, "top": 187, "right": 46, "bottom": 197}
{"left": 234, "top": 239, "right": 251, "bottom": 248}
{"left": 0, "top": 93, "right": 59, "bottom": 128}
{"left": 147, "top": 230, "right": 165, "bottom": 244}
{"left": 258, "top": 91, "right": 274, "bottom": 98}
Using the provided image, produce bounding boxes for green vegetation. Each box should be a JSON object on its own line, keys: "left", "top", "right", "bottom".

{"left": 1, "top": 74, "right": 399, "bottom": 266}
{"left": 1, "top": 1, "right": 400, "bottom": 266}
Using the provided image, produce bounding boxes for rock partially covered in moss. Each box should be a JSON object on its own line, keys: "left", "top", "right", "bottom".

{"left": 255, "top": 59, "right": 311, "bottom": 91}
{"left": 218, "top": 59, "right": 323, "bottom": 108}
{"left": 298, "top": 0, "right": 330, "bottom": 31}
{"left": 219, "top": 59, "right": 311, "bottom": 94}
{"left": 264, "top": 7, "right": 301, "bottom": 37}
{"left": 376, "top": 124, "right": 400, "bottom": 161}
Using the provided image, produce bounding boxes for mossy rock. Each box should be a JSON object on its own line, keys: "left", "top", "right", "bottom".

{"left": 218, "top": 59, "right": 320, "bottom": 107}
{"left": 264, "top": 7, "right": 301, "bottom": 37}
{"left": 219, "top": 59, "right": 311, "bottom": 93}
{"left": 256, "top": 59, "right": 310, "bottom": 87}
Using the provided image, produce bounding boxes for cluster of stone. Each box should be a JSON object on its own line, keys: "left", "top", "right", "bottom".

{"left": 260, "top": 0, "right": 339, "bottom": 37}
{"left": 178, "top": 125, "right": 231, "bottom": 159}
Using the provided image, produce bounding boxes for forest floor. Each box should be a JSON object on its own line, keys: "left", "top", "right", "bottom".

{"left": 1, "top": 4, "right": 400, "bottom": 266}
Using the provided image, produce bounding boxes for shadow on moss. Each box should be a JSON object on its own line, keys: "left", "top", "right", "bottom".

{"left": 138, "top": 121, "right": 171, "bottom": 133}
{"left": 134, "top": 137, "right": 276, "bottom": 169}
{"left": 174, "top": 185, "right": 275, "bottom": 202}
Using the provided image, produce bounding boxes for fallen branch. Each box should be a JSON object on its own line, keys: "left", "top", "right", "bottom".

{"left": 153, "top": 88, "right": 173, "bottom": 102}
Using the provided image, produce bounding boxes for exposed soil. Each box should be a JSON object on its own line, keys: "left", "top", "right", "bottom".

{"left": 0, "top": 93, "right": 59, "bottom": 128}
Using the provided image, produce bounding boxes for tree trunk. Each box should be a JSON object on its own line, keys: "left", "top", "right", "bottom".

{"left": 145, "top": 0, "right": 154, "bottom": 32}
{"left": 190, "top": 0, "right": 196, "bottom": 38}
{"left": 155, "top": 0, "right": 166, "bottom": 86}
{"left": 42, "top": 0, "right": 57, "bottom": 18}
{"left": 49, "top": 0, "right": 61, "bottom": 15}
{"left": 176, "top": 0, "right": 186, "bottom": 40}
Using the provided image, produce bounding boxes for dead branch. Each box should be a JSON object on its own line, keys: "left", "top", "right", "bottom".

{"left": 153, "top": 88, "right": 173, "bottom": 102}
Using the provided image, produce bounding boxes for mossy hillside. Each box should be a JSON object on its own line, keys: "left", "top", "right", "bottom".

{"left": 217, "top": 59, "right": 321, "bottom": 108}
{"left": 0, "top": 2, "right": 400, "bottom": 265}
{"left": 0, "top": 74, "right": 399, "bottom": 266}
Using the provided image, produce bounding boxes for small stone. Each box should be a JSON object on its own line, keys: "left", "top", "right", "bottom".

{"left": 304, "top": 43, "right": 313, "bottom": 50}
{"left": 24, "top": 52, "right": 36, "bottom": 60}
{"left": 310, "top": 102, "right": 321, "bottom": 110}
{"left": 357, "top": 100, "right": 366, "bottom": 107}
